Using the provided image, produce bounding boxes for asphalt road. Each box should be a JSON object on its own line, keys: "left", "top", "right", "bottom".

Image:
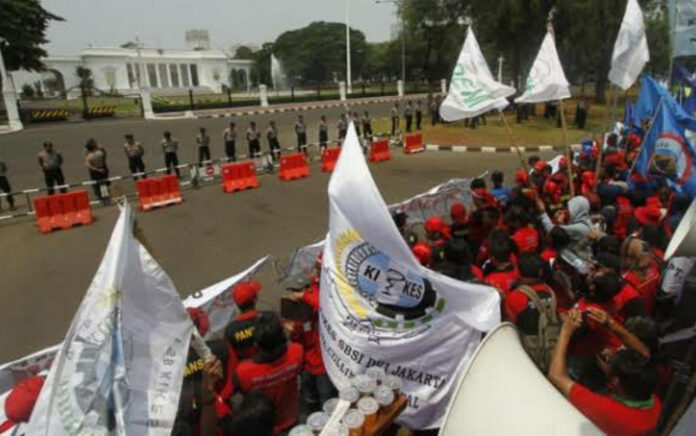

{"left": 0, "top": 103, "right": 558, "bottom": 364}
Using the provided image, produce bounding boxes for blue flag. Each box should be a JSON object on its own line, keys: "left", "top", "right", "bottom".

{"left": 632, "top": 101, "right": 696, "bottom": 196}
{"left": 634, "top": 75, "right": 696, "bottom": 131}
{"left": 672, "top": 64, "right": 696, "bottom": 88}
{"left": 623, "top": 98, "right": 634, "bottom": 128}
{"left": 684, "top": 91, "right": 696, "bottom": 117}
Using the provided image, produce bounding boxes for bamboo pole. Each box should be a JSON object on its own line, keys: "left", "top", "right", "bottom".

{"left": 499, "top": 110, "right": 529, "bottom": 173}
{"left": 558, "top": 99, "right": 575, "bottom": 197}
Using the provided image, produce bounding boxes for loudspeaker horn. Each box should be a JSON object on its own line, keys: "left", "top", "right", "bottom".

{"left": 665, "top": 197, "right": 696, "bottom": 261}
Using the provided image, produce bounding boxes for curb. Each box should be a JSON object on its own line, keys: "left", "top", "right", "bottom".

{"left": 425, "top": 143, "right": 582, "bottom": 153}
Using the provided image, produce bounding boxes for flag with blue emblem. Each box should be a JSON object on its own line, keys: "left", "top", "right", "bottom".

{"left": 320, "top": 124, "right": 500, "bottom": 429}
{"left": 26, "top": 203, "right": 194, "bottom": 435}
{"left": 634, "top": 75, "right": 696, "bottom": 132}
{"left": 632, "top": 101, "right": 696, "bottom": 197}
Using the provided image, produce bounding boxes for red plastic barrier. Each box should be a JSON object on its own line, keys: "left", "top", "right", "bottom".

{"left": 404, "top": 133, "right": 425, "bottom": 154}
{"left": 321, "top": 148, "right": 341, "bottom": 172}
{"left": 33, "top": 190, "right": 93, "bottom": 234}
{"left": 136, "top": 174, "right": 182, "bottom": 212}
{"left": 279, "top": 153, "right": 311, "bottom": 181}
{"left": 221, "top": 161, "right": 259, "bottom": 193}
{"left": 369, "top": 139, "right": 392, "bottom": 163}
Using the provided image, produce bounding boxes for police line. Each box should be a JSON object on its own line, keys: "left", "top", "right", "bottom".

{"left": 0, "top": 134, "right": 400, "bottom": 222}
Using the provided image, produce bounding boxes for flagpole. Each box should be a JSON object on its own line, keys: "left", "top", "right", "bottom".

{"left": 499, "top": 110, "right": 529, "bottom": 173}
{"left": 558, "top": 98, "right": 576, "bottom": 197}
{"left": 667, "top": 0, "right": 679, "bottom": 88}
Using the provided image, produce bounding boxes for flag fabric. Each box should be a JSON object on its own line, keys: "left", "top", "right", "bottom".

{"left": 320, "top": 124, "right": 501, "bottom": 429}
{"left": 609, "top": 0, "right": 649, "bottom": 91}
{"left": 515, "top": 29, "right": 571, "bottom": 103}
{"left": 632, "top": 101, "right": 696, "bottom": 197}
{"left": 624, "top": 98, "right": 635, "bottom": 128}
{"left": 673, "top": 64, "right": 696, "bottom": 89}
{"left": 26, "top": 203, "right": 194, "bottom": 435}
{"left": 684, "top": 92, "right": 696, "bottom": 118}
{"left": 440, "top": 27, "right": 516, "bottom": 121}
{"left": 669, "top": 0, "right": 696, "bottom": 58}
{"left": 634, "top": 75, "right": 696, "bottom": 132}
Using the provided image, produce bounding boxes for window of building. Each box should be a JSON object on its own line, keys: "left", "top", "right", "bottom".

{"left": 180, "top": 64, "right": 190, "bottom": 87}
{"left": 158, "top": 64, "right": 170, "bottom": 88}
{"left": 147, "top": 63, "right": 158, "bottom": 88}
{"left": 190, "top": 64, "right": 199, "bottom": 87}
{"left": 126, "top": 63, "right": 136, "bottom": 88}
{"left": 169, "top": 64, "right": 180, "bottom": 87}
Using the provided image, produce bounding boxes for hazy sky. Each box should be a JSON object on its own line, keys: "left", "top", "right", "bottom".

{"left": 41, "top": 0, "right": 398, "bottom": 55}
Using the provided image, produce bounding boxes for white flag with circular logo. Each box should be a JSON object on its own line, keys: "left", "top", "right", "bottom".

{"left": 515, "top": 29, "right": 571, "bottom": 103}
{"left": 609, "top": 0, "right": 650, "bottom": 91}
{"left": 320, "top": 124, "right": 501, "bottom": 429}
{"left": 440, "top": 27, "right": 516, "bottom": 121}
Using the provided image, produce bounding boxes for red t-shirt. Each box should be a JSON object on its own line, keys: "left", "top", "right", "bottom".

{"left": 511, "top": 227, "right": 539, "bottom": 254}
{"left": 611, "top": 283, "right": 644, "bottom": 323}
{"left": 569, "top": 384, "right": 661, "bottom": 436}
{"left": 623, "top": 261, "right": 661, "bottom": 316}
{"left": 299, "top": 283, "right": 325, "bottom": 375}
{"left": 568, "top": 300, "right": 622, "bottom": 356}
{"left": 236, "top": 343, "right": 304, "bottom": 433}
{"left": 483, "top": 264, "right": 519, "bottom": 297}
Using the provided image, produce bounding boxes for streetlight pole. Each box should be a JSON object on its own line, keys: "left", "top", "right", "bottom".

{"left": 0, "top": 37, "right": 23, "bottom": 131}
{"left": 346, "top": 0, "right": 352, "bottom": 94}
{"left": 135, "top": 37, "right": 154, "bottom": 119}
{"left": 497, "top": 55, "right": 504, "bottom": 83}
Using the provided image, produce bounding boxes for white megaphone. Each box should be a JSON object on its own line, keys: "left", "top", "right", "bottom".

{"left": 665, "top": 197, "right": 696, "bottom": 261}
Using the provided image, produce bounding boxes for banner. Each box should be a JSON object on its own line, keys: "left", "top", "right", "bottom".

{"left": 635, "top": 75, "right": 696, "bottom": 132}
{"left": 387, "top": 179, "right": 474, "bottom": 225}
{"left": 609, "top": 0, "right": 649, "bottom": 91}
{"left": 515, "top": 29, "right": 571, "bottom": 103}
{"left": 440, "top": 27, "right": 515, "bottom": 121}
{"left": 669, "top": 0, "right": 696, "bottom": 58}
{"left": 26, "top": 204, "right": 194, "bottom": 435}
{"left": 320, "top": 125, "right": 501, "bottom": 429}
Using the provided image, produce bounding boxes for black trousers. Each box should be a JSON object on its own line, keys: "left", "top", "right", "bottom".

{"left": 363, "top": 124, "right": 372, "bottom": 140}
{"left": 269, "top": 138, "right": 281, "bottom": 160}
{"left": 127, "top": 156, "right": 146, "bottom": 179}
{"left": 248, "top": 140, "right": 260, "bottom": 157}
{"left": 0, "top": 176, "right": 14, "bottom": 208}
{"left": 164, "top": 152, "right": 180, "bottom": 177}
{"left": 44, "top": 168, "right": 67, "bottom": 195}
{"left": 416, "top": 112, "right": 422, "bottom": 130}
{"left": 198, "top": 146, "right": 211, "bottom": 166}
{"left": 405, "top": 115, "right": 413, "bottom": 132}
{"left": 391, "top": 116, "right": 400, "bottom": 135}
{"left": 225, "top": 140, "right": 236, "bottom": 161}
{"left": 89, "top": 169, "right": 110, "bottom": 200}
{"left": 297, "top": 133, "right": 307, "bottom": 152}
{"left": 319, "top": 132, "right": 328, "bottom": 150}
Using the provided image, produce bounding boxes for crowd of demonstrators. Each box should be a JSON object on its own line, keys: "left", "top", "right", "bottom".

{"left": 392, "top": 126, "right": 696, "bottom": 435}
{"left": 167, "top": 252, "right": 336, "bottom": 436}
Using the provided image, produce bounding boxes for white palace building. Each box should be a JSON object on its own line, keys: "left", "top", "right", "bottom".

{"left": 11, "top": 46, "right": 253, "bottom": 97}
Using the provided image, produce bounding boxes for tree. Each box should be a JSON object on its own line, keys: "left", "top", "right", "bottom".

{"left": 0, "top": 0, "right": 63, "bottom": 71}
{"left": 234, "top": 45, "right": 255, "bottom": 60}
{"left": 272, "top": 21, "right": 368, "bottom": 85}
{"left": 76, "top": 66, "right": 94, "bottom": 117}
{"left": 250, "top": 43, "right": 274, "bottom": 86}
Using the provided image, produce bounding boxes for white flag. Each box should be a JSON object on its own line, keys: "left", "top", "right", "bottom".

{"left": 26, "top": 203, "right": 194, "bottom": 435}
{"left": 440, "top": 27, "right": 516, "bottom": 121}
{"left": 609, "top": 0, "right": 650, "bottom": 91}
{"left": 515, "top": 29, "right": 571, "bottom": 103}
{"left": 320, "top": 124, "right": 501, "bottom": 429}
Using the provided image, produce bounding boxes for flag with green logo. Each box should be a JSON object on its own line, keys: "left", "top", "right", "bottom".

{"left": 515, "top": 29, "right": 571, "bottom": 104}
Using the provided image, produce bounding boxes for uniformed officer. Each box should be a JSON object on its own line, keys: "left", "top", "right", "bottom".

{"left": 295, "top": 114, "right": 308, "bottom": 154}
{"left": 405, "top": 100, "right": 413, "bottom": 132}
{"left": 352, "top": 111, "right": 361, "bottom": 138}
{"left": 267, "top": 120, "right": 281, "bottom": 161}
{"left": 318, "top": 115, "right": 329, "bottom": 150}
{"left": 391, "top": 103, "right": 400, "bottom": 135}
{"left": 415, "top": 100, "right": 423, "bottom": 130}
{"left": 337, "top": 113, "right": 348, "bottom": 142}
{"left": 196, "top": 127, "right": 211, "bottom": 166}
{"left": 246, "top": 121, "right": 261, "bottom": 158}
{"left": 362, "top": 111, "right": 373, "bottom": 140}
{"left": 222, "top": 122, "right": 237, "bottom": 161}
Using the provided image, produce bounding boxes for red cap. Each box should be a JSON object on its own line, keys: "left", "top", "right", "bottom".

{"left": 472, "top": 188, "right": 498, "bottom": 208}
{"left": 635, "top": 206, "right": 662, "bottom": 226}
{"left": 231, "top": 281, "right": 261, "bottom": 307}
{"left": 450, "top": 203, "right": 467, "bottom": 224}
{"left": 425, "top": 216, "right": 447, "bottom": 234}
{"left": 412, "top": 242, "right": 433, "bottom": 267}
{"left": 534, "top": 160, "right": 549, "bottom": 172}
{"left": 559, "top": 156, "right": 568, "bottom": 169}
{"left": 186, "top": 307, "right": 210, "bottom": 337}
{"left": 515, "top": 169, "right": 530, "bottom": 185}
{"left": 0, "top": 376, "right": 45, "bottom": 433}
{"left": 581, "top": 171, "right": 596, "bottom": 196}
{"left": 544, "top": 180, "right": 559, "bottom": 196}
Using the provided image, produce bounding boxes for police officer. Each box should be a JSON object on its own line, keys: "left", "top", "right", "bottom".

{"left": 391, "top": 103, "right": 400, "bottom": 135}
{"left": 246, "top": 121, "right": 261, "bottom": 158}
{"left": 85, "top": 138, "right": 110, "bottom": 203}
{"left": 0, "top": 159, "right": 15, "bottom": 211}
{"left": 267, "top": 120, "right": 281, "bottom": 161}
{"left": 123, "top": 135, "right": 146, "bottom": 180}
{"left": 38, "top": 141, "right": 68, "bottom": 194}
{"left": 415, "top": 100, "right": 423, "bottom": 130}
{"left": 352, "top": 111, "right": 361, "bottom": 138}
{"left": 318, "top": 115, "right": 329, "bottom": 150}
{"left": 405, "top": 100, "right": 413, "bottom": 133}
{"left": 431, "top": 95, "right": 441, "bottom": 125}
{"left": 196, "top": 127, "right": 211, "bottom": 166}
{"left": 222, "top": 122, "right": 237, "bottom": 161}
{"left": 337, "top": 113, "right": 348, "bottom": 142}
{"left": 161, "top": 131, "right": 180, "bottom": 177}
{"left": 362, "top": 111, "right": 373, "bottom": 141}
{"left": 295, "top": 115, "right": 308, "bottom": 154}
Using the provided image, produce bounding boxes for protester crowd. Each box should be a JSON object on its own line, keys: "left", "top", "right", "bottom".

{"left": 0, "top": 97, "right": 441, "bottom": 212}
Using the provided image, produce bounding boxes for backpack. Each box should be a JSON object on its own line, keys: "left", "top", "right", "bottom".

{"left": 516, "top": 285, "right": 561, "bottom": 372}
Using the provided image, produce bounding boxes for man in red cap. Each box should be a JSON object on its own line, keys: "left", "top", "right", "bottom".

{"left": 449, "top": 203, "right": 469, "bottom": 242}
{"left": 424, "top": 216, "right": 451, "bottom": 248}
{"left": 225, "top": 281, "right": 262, "bottom": 360}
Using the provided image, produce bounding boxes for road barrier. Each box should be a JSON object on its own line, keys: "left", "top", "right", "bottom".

{"left": 279, "top": 153, "right": 311, "bottom": 181}
{"left": 404, "top": 133, "right": 425, "bottom": 154}
{"left": 369, "top": 139, "right": 392, "bottom": 163}
{"left": 33, "top": 191, "right": 93, "bottom": 234}
{"left": 84, "top": 106, "right": 116, "bottom": 119}
{"left": 136, "top": 175, "right": 183, "bottom": 211}
{"left": 321, "top": 148, "right": 341, "bottom": 172}
{"left": 28, "top": 109, "right": 70, "bottom": 123}
{"left": 221, "top": 161, "right": 260, "bottom": 193}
